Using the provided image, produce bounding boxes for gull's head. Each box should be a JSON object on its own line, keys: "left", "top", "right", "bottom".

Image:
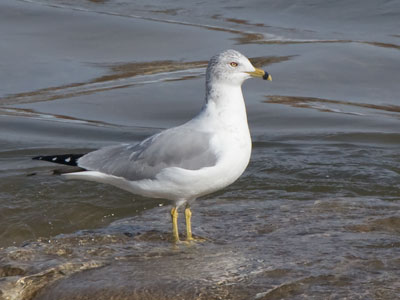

{"left": 206, "top": 49, "right": 271, "bottom": 86}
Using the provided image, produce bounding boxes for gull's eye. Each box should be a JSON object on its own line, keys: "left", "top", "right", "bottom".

{"left": 230, "top": 62, "right": 238, "bottom": 67}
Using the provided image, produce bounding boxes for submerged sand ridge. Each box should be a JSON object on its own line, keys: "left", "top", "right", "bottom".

{"left": 0, "top": 56, "right": 290, "bottom": 106}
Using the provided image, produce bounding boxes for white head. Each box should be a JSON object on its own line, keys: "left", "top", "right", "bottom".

{"left": 206, "top": 49, "right": 271, "bottom": 87}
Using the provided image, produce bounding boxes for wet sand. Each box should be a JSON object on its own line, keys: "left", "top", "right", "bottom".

{"left": 1, "top": 0, "right": 400, "bottom": 299}
{"left": 2, "top": 195, "right": 400, "bottom": 299}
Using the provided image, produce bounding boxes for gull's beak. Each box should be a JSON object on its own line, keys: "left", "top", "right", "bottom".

{"left": 246, "top": 68, "right": 272, "bottom": 81}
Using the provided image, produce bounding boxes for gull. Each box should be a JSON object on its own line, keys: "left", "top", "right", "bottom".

{"left": 34, "top": 50, "right": 271, "bottom": 242}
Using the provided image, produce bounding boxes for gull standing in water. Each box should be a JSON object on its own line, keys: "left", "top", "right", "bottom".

{"left": 34, "top": 50, "right": 272, "bottom": 242}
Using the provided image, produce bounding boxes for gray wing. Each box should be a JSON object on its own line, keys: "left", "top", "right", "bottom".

{"left": 77, "top": 127, "right": 218, "bottom": 181}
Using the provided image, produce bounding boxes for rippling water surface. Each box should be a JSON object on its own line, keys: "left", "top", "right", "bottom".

{"left": 0, "top": 0, "right": 399, "bottom": 299}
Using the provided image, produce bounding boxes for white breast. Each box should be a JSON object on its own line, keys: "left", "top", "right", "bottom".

{"left": 126, "top": 94, "right": 252, "bottom": 201}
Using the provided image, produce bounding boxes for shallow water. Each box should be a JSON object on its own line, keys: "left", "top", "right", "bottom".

{"left": 0, "top": 0, "right": 399, "bottom": 299}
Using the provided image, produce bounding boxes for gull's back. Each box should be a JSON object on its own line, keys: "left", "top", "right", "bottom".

{"left": 77, "top": 125, "right": 218, "bottom": 182}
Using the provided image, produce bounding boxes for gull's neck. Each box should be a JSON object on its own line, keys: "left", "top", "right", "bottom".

{"left": 203, "top": 82, "right": 248, "bottom": 121}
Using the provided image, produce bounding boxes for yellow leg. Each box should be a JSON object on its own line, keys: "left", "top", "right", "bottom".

{"left": 171, "top": 207, "right": 180, "bottom": 242}
{"left": 185, "top": 206, "right": 194, "bottom": 241}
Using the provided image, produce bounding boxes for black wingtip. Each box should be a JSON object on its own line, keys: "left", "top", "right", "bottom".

{"left": 33, "top": 154, "right": 84, "bottom": 167}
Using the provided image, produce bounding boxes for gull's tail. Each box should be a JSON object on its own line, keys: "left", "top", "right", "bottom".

{"left": 33, "top": 154, "right": 84, "bottom": 167}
